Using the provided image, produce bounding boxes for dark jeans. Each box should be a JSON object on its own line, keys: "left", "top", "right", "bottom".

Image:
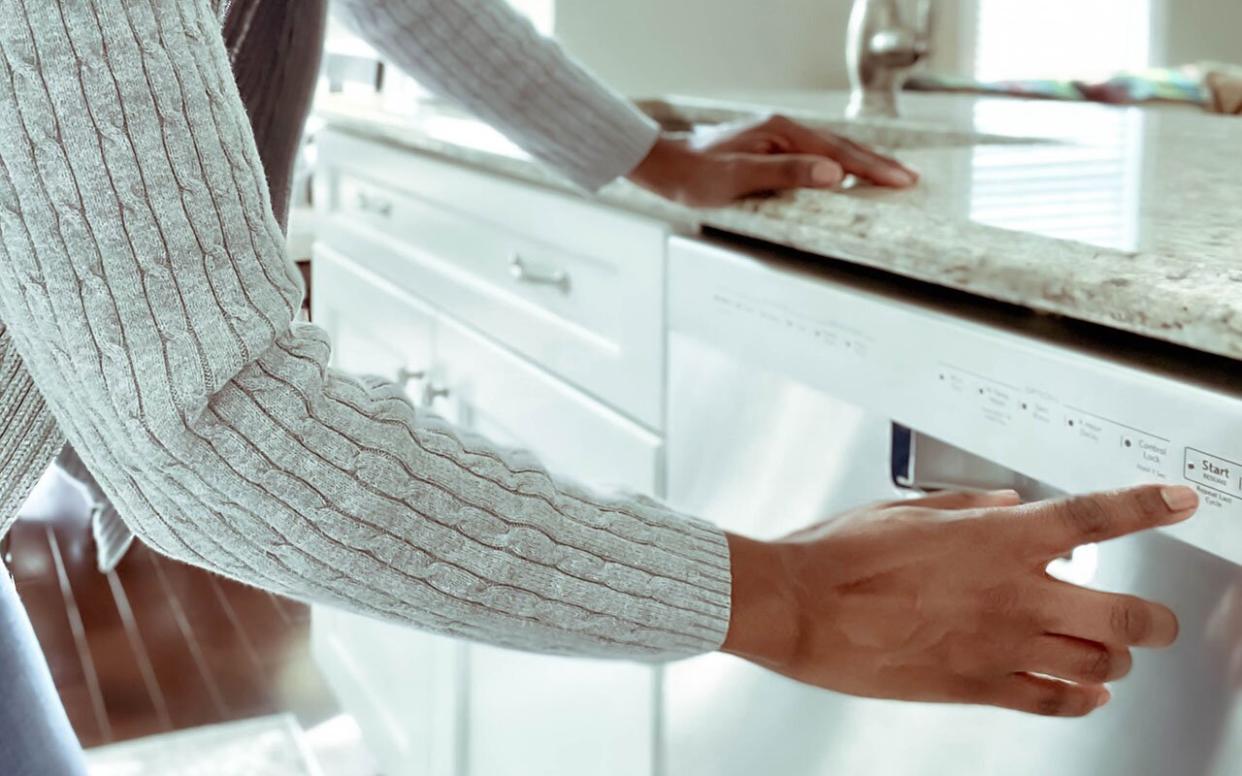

{"left": 0, "top": 561, "right": 88, "bottom": 775}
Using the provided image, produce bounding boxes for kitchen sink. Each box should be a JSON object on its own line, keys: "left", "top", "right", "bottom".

{"left": 636, "top": 98, "right": 1047, "bottom": 150}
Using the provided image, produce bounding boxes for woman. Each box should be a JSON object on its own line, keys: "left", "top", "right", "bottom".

{"left": 0, "top": 1, "right": 1195, "bottom": 772}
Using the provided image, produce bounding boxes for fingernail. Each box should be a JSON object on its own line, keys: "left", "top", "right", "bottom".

{"left": 811, "top": 161, "right": 840, "bottom": 186}
{"left": 888, "top": 166, "right": 918, "bottom": 186}
{"left": 989, "top": 489, "right": 1021, "bottom": 500}
{"left": 1161, "top": 486, "right": 1199, "bottom": 512}
{"left": 1096, "top": 688, "right": 1112, "bottom": 708}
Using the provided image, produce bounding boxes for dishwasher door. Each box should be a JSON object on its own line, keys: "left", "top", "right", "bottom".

{"left": 663, "top": 331, "right": 1242, "bottom": 776}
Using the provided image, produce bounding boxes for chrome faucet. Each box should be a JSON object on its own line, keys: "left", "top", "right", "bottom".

{"left": 846, "top": 0, "right": 933, "bottom": 119}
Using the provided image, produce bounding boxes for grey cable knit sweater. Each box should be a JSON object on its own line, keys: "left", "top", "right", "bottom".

{"left": 0, "top": 0, "right": 732, "bottom": 659}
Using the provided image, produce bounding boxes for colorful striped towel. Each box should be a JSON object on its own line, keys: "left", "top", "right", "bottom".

{"left": 907, "top": 63, "right": 1242, "bottom": 116}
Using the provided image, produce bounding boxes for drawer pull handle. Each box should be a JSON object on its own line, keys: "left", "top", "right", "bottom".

{"left": 395, "top": 367, "right": 426, "bottom": 388}
{"left": 355, "top": 191, "right": 394, "bottom": 218}
{"left": 510, "top": 255, "right": 570, "bottom": 294}
{"left": 422, "top": 383, "right": 451, "bottom": 405}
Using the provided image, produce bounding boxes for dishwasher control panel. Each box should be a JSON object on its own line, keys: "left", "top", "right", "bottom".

{"left": 930, "top": 358, "right": 1242, "bottom": 508}
{"left": 924, "top": 352, "right": 1242, "bottom": 560}
{"left": 670, "top": 237, "right": 1242, "bottom": 565}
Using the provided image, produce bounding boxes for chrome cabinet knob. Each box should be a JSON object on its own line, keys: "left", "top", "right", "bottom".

{"left": 422, "top": 383, "right": 451, "bottom": 405}
{"left": 355, "top": 190, "right": 394, "bottom": 218}
{"left": 509, "top": 254, "right": 570, "bottom": 294}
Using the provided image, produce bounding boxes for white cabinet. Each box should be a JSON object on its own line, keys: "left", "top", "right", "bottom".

{"left": 432, "top": 315, "right": 662, "bottom": 776}
{"left": 309, "top": 211, "right": 667, "bottom": 774}
{"left": 309, "top": 242, "right": 435, "bottom": 397}
{"left": 315, "top": 129, "right": 669, "bottom": 428}
{"left": 309, "top": 245, "right": 463, "bottom": 776}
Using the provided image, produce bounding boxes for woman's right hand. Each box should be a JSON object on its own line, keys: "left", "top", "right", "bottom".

{"left": 722, "top": 484, "right": 1200, "bottom": 717}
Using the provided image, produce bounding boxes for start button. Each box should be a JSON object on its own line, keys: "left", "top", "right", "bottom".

{"left": 1185, "top": 448, "right": 1242, "bottom": 498}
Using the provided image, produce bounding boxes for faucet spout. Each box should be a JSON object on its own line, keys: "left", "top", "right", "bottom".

{"left": 846, "top": 0, "right": 933, "bottom": 119}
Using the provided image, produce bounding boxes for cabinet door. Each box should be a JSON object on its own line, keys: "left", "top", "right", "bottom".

{"left": 310, "top": 243, "right": 434, "bottom": 396}
{"left": 431, "top": 315, "right": 663, "bottom": 776}
{"left": 309, "top": 245, "right": 462, "bottom": 776}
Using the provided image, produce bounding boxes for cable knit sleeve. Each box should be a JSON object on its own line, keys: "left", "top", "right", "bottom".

{"left": 331, "top": 0, "right": 661, "bottom": 191}
{"left": 0, "top": 0, "right": 730, "bottom": 660}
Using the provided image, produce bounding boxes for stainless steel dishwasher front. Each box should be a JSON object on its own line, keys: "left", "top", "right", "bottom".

{"left": 661, "top": 236, "right": 1242, "bottom": 776}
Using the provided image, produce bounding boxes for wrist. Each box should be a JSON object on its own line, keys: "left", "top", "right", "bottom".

{"left": 626, "top": 135, "right": 702, "bottom": 202}
{"left": 721, "top": 532, "right": 802, "bottom": 669}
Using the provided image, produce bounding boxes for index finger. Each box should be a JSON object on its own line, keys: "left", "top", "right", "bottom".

{"left": 1005, "top": 484, "right": 1199, "bottom": 559}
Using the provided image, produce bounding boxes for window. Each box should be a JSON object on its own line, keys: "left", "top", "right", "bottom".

{"left": 973, "top": 0, "right": 1152, "bottom": 81}
{"left": 968, "top": 1, "right": 1153, "bottom": 251}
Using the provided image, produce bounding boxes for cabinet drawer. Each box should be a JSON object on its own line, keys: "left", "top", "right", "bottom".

{"left": 431, "top": 313, "right": 663, "bottom": 494}
{"left": 315, "top": 129, "right": 667, "bottom": 429}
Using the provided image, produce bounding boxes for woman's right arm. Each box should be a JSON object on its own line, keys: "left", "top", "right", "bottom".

{"left": 0, "top": 0, "right": 731, "bottom": 660}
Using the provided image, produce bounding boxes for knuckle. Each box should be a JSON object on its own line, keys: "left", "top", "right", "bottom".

{"left": 1034, "top": 688, "right": 1069, "bottom": 717}
{"left": 1132, "top": 486, "right": 1170, "bottom": 521}
{"left": 817, "top": 131, "right": 846, "bottom": 150}
{"left": 1033, "top": 685, "right": 1091, "bottom": 718}
{"left": 980, "top": 582, "right": 1023, "bottom": 617}
{"left": 1111, "top": 600, "right": 1153, "bottom": 643}
{"left": 1111, "top": 648, "right": 1134, "bottom": 680}
{"left": 784, "top": 158, "right": 812, "bottom": 181}
{"left": 1083, "top": 648, "right": 1113, "bottom": 683}
{"left": 1070, "top": 691, "right": 1098, "bottom": 717}
{"left": 1060, "top": 496, "right": 1114, "bottom": 541}
{"left": 755, "top": 138, "right": 781, "bottom": 154}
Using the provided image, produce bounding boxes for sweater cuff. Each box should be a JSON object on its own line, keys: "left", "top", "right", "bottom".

{"left": 562, "top": 96, "right": 662, "bottom": 193}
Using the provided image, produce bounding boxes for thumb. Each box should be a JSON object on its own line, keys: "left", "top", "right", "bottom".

{"left": 724, "top": 153, "right": 845, "bottom": 197}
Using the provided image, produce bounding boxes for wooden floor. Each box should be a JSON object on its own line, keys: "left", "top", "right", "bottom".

{"left": 7, "top": 476, "right": 341, "bottom": 750}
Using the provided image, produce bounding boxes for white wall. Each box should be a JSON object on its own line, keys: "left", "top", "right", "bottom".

{"left": 1152, "top": 0, "right": 1242, "bottom": 68}
{"left": 348, "top": 0, "right": 1242, "bottom": 103}
{"left": 552, "top": 0, "right": 1238, "bottom": 98}
{"left": 553, "top": 0, "right": 857, "bottom": 96}
{"left": 552, "top": 0, "right": 971, "bottom": 96}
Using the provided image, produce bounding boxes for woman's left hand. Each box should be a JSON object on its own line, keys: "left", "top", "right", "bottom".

{"left": 627, "top": 114, "right": 918, "bottom": 207}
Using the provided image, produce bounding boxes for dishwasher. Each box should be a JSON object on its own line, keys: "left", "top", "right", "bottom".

{"left": 662, "top": 235, "right": 1242, "bottom": 776}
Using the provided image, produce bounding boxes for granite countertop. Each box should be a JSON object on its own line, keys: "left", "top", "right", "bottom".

{"left": 312, "top": 91, "right": 1242, "bottom": 362}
